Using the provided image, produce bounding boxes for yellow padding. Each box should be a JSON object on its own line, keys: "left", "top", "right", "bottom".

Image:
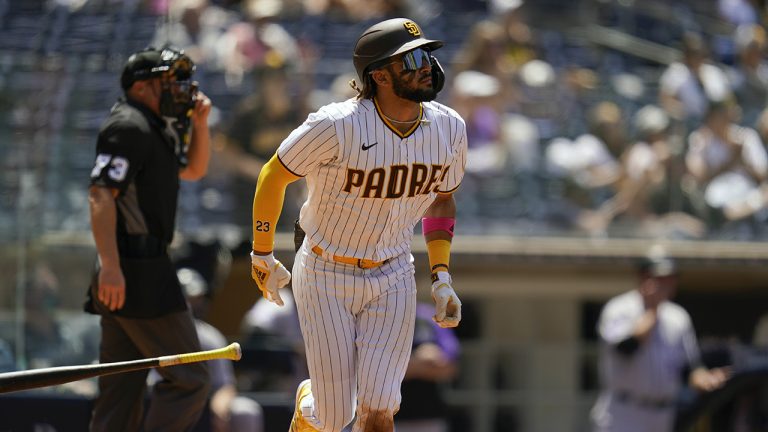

{"left": 252, "top": 154, "right": 301, "bottom": 252}
{"left": 426, "top": 239, "right": 451, "bottom": 272}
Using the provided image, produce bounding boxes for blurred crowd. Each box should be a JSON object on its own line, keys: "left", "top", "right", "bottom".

{"left": 145, "top": 0, "right": 768, "bottom": 242}
{"left": 6, "top": 0, "right": 768, "bottom": 242}
{"left": 5, "top": 1, "right": 768, "bottom": 430}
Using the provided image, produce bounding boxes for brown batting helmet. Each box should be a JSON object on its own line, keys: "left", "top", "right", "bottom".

{"left": 353, "top": 18, "right": 444, "bottom": 81}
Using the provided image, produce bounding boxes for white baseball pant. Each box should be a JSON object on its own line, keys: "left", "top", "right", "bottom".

{"left": 292, "top": 241, "right": 417, "bottom": 432}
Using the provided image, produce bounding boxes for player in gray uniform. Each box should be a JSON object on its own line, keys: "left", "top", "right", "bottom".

{"left": 591, "top": 255, "right": 729, "bottom": 432}
{"left": 248, "top": 18, "right": 466, "bottom": 432}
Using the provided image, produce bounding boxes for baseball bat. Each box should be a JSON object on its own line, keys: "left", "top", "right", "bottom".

{"left": 0, "top": 342, "right": 241, "bottom": 394}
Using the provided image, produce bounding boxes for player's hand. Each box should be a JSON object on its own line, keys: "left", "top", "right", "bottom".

{"left": 98, "top": 263, "right": 125, "bottom": 311}
{"left": 431, "top": 271, "right": 461, "bottom": 328}
{"left": 250, "top": 251, "right": 291, "bottom": 306}
{"left": 690, "top": 366, "right": 730, "bottom": 392}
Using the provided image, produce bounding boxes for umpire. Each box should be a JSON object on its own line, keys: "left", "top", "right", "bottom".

{"left": 85, "top": 46, "right": 212, "bottom": 431}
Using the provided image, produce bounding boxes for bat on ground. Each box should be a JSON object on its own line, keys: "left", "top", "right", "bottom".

{"left": 0, "top": 342, "right": 241, "bottom": 394}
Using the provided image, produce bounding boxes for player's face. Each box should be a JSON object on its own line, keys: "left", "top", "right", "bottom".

{"left": 386, "top": 49, "right": 437, "bottom": 102}
{"left": 640, "top": 274, "right": 677, "bottom": 308}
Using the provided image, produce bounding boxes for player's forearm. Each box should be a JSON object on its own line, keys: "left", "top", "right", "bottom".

{"left": 423, "top": 193, "right": 456, "bottom": 242}
{"left": 180, "top": 122, "right": 211, "bottom": 181}
{"left": 424, "top": 194, "right": 456, "bottom": 272}
{"left": 252, "top": 154, "right": 301, "bottom": 253}
{"left": 88, "top": 186, "right": 120, "bottom": 269}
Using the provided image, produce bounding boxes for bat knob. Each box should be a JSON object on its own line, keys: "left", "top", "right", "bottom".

{"left": 230, "top": 343, "right": 242, "bottom": 361}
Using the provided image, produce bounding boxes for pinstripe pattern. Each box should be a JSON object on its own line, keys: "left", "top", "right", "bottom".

{"left": 293, "top": 241, "right": 417, "bottom": 432}
{"left": 280, "top": 96, "right": 466, "bottom": 431}
{"left": 278, "top": 98, "right": 467, "bottom": 261}
{"left": 592, "top": 290, "right": 700, "bottom": 432}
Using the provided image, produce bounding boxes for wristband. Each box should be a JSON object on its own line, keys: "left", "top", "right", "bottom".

{"left": 426, "top": 239, "right": 451, "bottom": 274}
{"left": 431, "top": 263, "right": 449, "bottom": 272}
{"left": 422, "top": 217, "right": 455, "bottom": 237}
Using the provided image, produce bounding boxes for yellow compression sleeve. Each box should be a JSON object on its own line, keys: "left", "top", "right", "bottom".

{"left": 252, "top": 154, "right": 301, "bottom": 252}
{"left": 426, "top": 239, "right": 452, "bottom": 273}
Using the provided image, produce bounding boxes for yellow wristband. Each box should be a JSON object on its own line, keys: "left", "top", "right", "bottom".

{"left": 426, "top": 239, "right": 451, "bottom": 272}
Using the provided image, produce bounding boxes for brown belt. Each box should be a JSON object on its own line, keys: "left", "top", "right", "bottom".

{"left": 311, "top": 245, "right": 388, "bottom": 269}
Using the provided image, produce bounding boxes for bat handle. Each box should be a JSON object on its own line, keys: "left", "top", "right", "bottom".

{"left": 157, "top": 343, "right": 242, "bottom": 367}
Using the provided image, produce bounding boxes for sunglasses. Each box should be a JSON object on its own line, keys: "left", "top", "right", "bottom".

{"left": 375, "top": 48, "right": 433, "bottom": 73}
{"left": 401, "top": 48, "right": 432, "bottom": 71}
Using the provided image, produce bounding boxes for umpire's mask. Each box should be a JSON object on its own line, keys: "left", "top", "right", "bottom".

{"left": 121, "top": 46, "right": 198, "bottom": 118}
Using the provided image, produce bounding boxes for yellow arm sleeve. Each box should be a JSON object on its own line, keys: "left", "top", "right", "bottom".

{"left": 252, "top": 154, "right": 302, "bottom": 252}
{"left": 426, "top": 239, "right": 451, "bottom": 273}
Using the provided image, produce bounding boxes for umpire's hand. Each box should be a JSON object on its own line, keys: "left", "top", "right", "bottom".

{"left": 191, "top": 89, "right": 212, "bottom": 126}
{"left": 250, "top": 252, "right": 291, "bottom": 306}
{"left": 98, "top": 263, "right": 125, "bottom": 311}
{"left": 431, "top": 271, "right": 462, "bottom": 328}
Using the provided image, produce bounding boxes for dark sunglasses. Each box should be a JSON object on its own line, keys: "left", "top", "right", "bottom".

{"left": 374, "top": 48, "right": 433, "bottom": 73}
{"left": 401, "top": 48, "right": 432, "bottom": 71}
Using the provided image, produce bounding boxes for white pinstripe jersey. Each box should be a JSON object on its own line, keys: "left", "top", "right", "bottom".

{"left": 277, "top": 97, "right": 467, "bottom": 261}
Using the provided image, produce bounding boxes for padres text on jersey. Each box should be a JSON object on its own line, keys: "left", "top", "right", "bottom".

{"left": 277, "top": 98, "right": 467, "bottom": 261}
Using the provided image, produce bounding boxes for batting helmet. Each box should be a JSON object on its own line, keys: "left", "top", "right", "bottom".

{"left": 353, "top": 18, "right": 444, "bottom": 82}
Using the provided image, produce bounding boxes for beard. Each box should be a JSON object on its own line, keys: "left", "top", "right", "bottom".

{"left": 390, "top": 71, "right": 438, "bottom": 102}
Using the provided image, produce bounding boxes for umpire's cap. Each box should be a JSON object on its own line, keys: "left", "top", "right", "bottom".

{"left": 353, "top": 18, "right": 443, "bottom": 81}
{"left": 120, "top": 46, "right": 195, "bottom": 90}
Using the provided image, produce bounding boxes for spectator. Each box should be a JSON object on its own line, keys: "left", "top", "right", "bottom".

{"left": 590, "top": 254, "right": 729, "bottom": 432}
{"left": 452, "top": 20, "right": 513, "bottom": 95}
{"left": 516, "top": 58, "right": 565, "bottom": 139}
{"left": 301, "top": 0, "right": 357, "bottom": 20}
{"left": 301, "top": 0, "right": 414, "bottom": 22}
{"left": 545, "top": 101, "right": 624, "bottom": 233}
{"left": 659, "top": 32, "right": 733, "bottom": 123}
{"left": 492, "top": 0, "right": 538, "bottom": 74}
{"left": 395, "top": 303, "right": 460, "bottom": 432}
{"left": 718, "top": 0, "right": 760, "bottom": 26}
{"left": 215, "top": 63, "right": 307, "bottom": 229}
{"left": 450, "top": 70, "right": 506, "bottom": 175}
{"left": 582, "top": 105, "right": 706, "bottom": 238}
{"left": 150, "top": 0, "right": 235, "bottom": 67}
{"left": 574, "top": 101, "right": 626, "bottom": 191}
{"left": 728, "top": 24, "right": 768, "bottom": 127}
{"left": 755, "top": 106, "right": 768, "bottom": 148}
{"left": 174, "top": 268, "right": 265, "bottom": 432}
{"left": 455, "top": 0, "right": 536, "bottom": 89}
{"left": 216, "top": 0, "right": 300, "bottom": 88}
{"left": 685, "top": 101, "right": 768, "bottom": 226}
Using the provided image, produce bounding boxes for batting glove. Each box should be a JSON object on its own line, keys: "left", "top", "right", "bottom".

{"left": 431, "top": 271, "right": 462, "bottom": 328}
{"left": 250, "top": 252, "right": 291, "bottom": 306}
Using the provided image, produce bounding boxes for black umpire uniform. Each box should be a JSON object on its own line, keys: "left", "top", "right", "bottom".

{"left": 86, "top": 48, "right": 210, "bottom": 432}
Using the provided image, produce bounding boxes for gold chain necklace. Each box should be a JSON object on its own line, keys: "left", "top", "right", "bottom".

{"left": 379, "top": 110, "right": 420, "bottom": 125}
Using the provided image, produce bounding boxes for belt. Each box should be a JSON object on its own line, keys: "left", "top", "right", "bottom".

{"left": 311, "top": 245, "right": 388, "bottom": 269}
{"left": 615, "top": 391, "right": 676, "bottom": 410}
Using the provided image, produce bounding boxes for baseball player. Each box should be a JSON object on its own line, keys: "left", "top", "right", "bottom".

{"left": 248, "top": 18, "right": 467, "bottom": 432}
{"left": 591, "top": 255, "right": 729, "bottom": 432}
